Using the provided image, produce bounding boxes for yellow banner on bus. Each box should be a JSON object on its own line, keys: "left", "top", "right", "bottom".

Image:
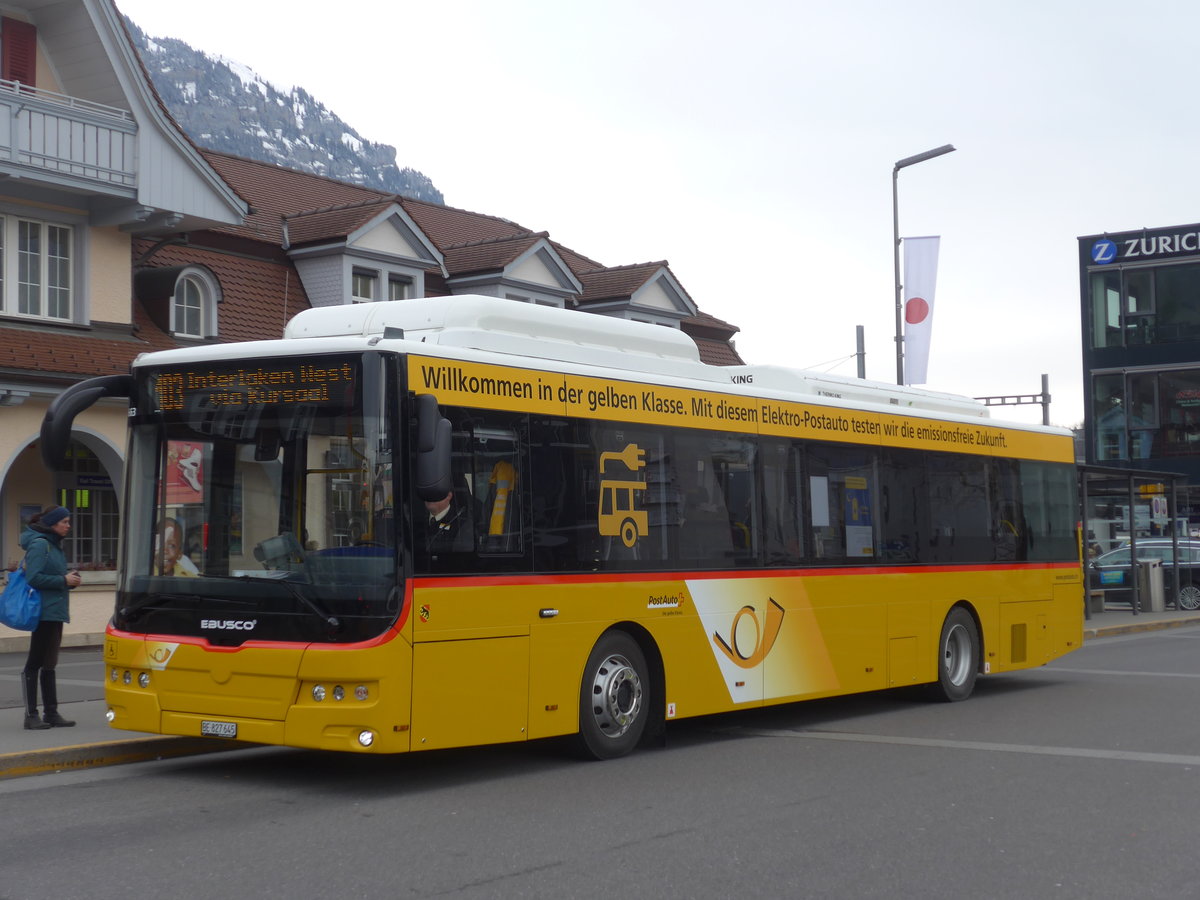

{"left": 407, "top": 356, "right": 1072, "bottom": 462}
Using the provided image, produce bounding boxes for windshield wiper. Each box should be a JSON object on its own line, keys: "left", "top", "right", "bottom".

{"left": 119, "top": 592, "right": 251, "bottom": 618}
{"left": 269, "top": 574, "right": 340, "bottom": 629}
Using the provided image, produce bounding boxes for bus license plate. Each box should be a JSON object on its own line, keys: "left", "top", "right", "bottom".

{"left": 201, "top": 720, "right": 237, "bottom": 738}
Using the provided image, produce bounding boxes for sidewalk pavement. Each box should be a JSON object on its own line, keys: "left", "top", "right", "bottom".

{"left": 2, "top": 606, "right": 1199, "bottom": 780}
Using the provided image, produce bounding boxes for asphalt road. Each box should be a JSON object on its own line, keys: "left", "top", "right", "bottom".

{"left": 3, "top": 627, "right": 1200, "bottom": 899}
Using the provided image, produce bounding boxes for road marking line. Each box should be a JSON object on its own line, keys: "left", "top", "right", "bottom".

{"left": 1051, "top": 666, "right": 1200, "bottom": 679}
{"left": 737, "top": 728, "right": 1200, "bottom": 767}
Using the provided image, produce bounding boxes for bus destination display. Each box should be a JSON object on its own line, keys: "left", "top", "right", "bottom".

{"left": 153, "top": 361, "right": 356, "bottom": 412}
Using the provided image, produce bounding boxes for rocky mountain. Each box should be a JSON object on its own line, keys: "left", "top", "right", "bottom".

{"left": 124, "top": 19, "right": 443, "bottom": 204}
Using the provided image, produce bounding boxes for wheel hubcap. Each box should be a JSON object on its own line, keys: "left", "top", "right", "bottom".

{"left": 589, "top": 653, "right": 643, "bottom": 738}
{"left": 1179, "top": 586, "right": 1200, "bottom": 611}
{"left": 942, "top": 623, "right": 971, "bottom": 686}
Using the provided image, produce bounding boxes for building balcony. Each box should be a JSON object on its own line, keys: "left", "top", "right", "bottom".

{"left": 0, "top": 78, "right": 136, "bottom": 197}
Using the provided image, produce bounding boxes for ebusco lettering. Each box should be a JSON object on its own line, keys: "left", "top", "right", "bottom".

{"left": 200, "top": 619, "right": 258, "bottom": 631}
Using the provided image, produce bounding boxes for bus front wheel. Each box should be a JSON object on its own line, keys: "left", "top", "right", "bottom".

{"left": 930, "top": 607, "right": 979, "bottom": 702}
{"left": 577, "top": 631, "right": 649, "bottom": 759}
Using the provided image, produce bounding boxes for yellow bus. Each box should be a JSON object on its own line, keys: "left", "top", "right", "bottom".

{"left": 42, "top": 296, "right": 1083, "bottom": 759}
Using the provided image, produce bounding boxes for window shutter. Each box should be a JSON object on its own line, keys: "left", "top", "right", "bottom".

{"left": 2, "top": 17, "right": 36, "bottom": 87}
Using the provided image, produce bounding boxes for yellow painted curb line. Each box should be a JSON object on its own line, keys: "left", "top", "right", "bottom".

{"left": 0, "top": 736, "right": 247, "bottom": 780}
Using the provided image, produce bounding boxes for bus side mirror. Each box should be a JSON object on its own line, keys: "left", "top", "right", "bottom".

{"left": 40, "top": 374, "right": 134, "bottom": 469}
{"left": 415, "top": 394, "right": 452, "bottom": 502}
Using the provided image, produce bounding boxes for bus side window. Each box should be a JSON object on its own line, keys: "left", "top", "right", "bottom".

{"left": 806, "top": 443, "right": 878, "bottom": 562}
{"left": 471, "top": 425, "right": 523, "bottom": 555}
{"left": 762, "top": 441, "right": 802, "bottom": 565}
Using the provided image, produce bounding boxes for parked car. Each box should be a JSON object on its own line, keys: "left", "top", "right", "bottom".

{"left": 1087, "top": 539, "right": 1200, "bottom": 610}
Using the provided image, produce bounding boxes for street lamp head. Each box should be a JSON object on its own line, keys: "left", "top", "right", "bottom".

{"left": 892, "top": 143, "right": 955, "bottom": 385}
{"left": 894, "top": 144, "right": 956, "bottom": 172}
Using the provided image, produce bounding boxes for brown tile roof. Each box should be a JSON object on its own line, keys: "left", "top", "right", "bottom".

{"left": 578, "top": 262, "right": 668, "bottom": 302}
{"left": 200, "top": 149, "right": 535, "bottom": 256}
{"left": 283, "top": 199, "right": 398, "bottom": 248}
{"left": 201, "top": 151, "right": 385, "bottom": 245}
{"left": 399, "top": 197, "right": 531, "bottom": 247}
{"left": 442, "top": 232, "right": 547, "bottom": 276}
{"left": 551, "top": 241, "right": 606, "bottom": 276}
{"left": 135, "top": 238, "right": 311, "bottom": 344}
{"left": 0, "top": 312, "right": 154, "bottom": 384}
{"left": 691, "top": 337, "right": 744, "bottom": 367}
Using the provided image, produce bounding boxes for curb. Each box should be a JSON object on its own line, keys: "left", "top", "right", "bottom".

{"left": 1084, "top": 616, "right": 1200, "bottom": 640}
{"left": 0, "top": 735, "right": 247, "bottom": 780}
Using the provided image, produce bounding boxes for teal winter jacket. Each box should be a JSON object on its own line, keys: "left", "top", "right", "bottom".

{"left": 19, "top": 525, "right": 72, "bottom": 623}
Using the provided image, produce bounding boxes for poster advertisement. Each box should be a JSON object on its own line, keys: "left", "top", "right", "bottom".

{"left": 165, "top": 441, "right": 207, "bottom": 505}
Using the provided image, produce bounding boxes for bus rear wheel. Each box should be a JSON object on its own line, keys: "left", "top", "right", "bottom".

{"left": 577, "top": 631, "right": 649, "bottom": 760}
{"left": 929, "top": 607, "right": 979, "bottom": 702}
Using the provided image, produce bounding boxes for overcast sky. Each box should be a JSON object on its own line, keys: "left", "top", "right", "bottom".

{"left": 113, "top": 0, "right": 1200, "bottom": 428}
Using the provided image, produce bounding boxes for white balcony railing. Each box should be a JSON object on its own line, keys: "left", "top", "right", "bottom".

{"left": 0, "top": 79, "right": 136, "bottom": 189}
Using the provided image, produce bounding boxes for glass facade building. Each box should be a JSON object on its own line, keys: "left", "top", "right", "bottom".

{"left": 1080, "top": 223, "right": 1200, "bottom": 538}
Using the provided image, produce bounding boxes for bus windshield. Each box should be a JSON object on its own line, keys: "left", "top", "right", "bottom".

{"left": 117, "top": 353, "right": 398, "bottom": 645}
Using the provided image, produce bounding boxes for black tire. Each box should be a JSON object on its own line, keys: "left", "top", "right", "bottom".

{"left": 577, "top": 631, "right": 649, "bottom": 760}
{"left": 929, "top": 607, "right": 979, "bottom": 702}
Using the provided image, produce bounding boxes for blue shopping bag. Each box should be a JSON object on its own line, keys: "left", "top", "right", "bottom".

{"left": 0, "top": 565, "right": 41, "bottom": 631}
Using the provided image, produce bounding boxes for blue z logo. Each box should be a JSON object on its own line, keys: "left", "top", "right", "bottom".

{"left": 1091, "top": 239, "right": 1118, "bottom": 264}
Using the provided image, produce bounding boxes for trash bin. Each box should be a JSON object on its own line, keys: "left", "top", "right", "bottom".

{"left": 1136, "top": 559, "right": 1165, "bottom": 612}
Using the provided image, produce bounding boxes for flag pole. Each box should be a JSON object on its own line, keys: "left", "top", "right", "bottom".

{"left": 892, "top": 144, "right": 955, "bottom": 385}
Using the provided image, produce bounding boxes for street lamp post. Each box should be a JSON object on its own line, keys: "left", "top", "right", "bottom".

{"left": 893, "top": 143, "right": 955, "bottom": 385}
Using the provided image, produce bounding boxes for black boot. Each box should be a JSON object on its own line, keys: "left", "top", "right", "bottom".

{"left": 22, "top": 671, "right": 50, "bottom": 730}
{"left": 40, "top": 669, "right": 74, "bottom": 728}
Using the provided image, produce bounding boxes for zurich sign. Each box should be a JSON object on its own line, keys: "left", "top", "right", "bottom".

{"left": 1091, "top": 239, "right": 1118, "bottom": 265}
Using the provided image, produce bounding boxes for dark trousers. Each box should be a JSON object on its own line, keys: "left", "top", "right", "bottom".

{"left": 23, "top": 621, "right": 64, "bottom": 715}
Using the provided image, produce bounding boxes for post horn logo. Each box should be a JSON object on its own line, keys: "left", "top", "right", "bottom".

{"left": 712, "top": 598, "right": 785, "bottom": 669}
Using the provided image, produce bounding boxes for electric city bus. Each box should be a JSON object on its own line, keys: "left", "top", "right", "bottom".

{"left": 41, "top": 296, "right": 1083, "bottom": 759}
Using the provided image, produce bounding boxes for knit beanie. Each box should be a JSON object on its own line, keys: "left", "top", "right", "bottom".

{"left": 40, "top": 506, "right": 70, "bottom": 527}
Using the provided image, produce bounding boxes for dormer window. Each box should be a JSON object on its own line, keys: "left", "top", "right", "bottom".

{"left": 170, "top": 268, "right": 220, "bottom": 338}
{"left": 351, "top": 268, "right": 412, "bottom": 303}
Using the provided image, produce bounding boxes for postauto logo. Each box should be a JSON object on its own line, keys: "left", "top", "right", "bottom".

{"left": 1091, "top": 239, "right": 1118, "bottom": 265}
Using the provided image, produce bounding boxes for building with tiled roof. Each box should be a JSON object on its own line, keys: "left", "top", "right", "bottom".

{"left": 0, "top": 0, "right": 742, "bottom": 594}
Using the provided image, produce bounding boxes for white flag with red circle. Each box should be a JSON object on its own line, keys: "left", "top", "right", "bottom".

{"left": 902, "top": 235, "right": 940, "bottom": 385}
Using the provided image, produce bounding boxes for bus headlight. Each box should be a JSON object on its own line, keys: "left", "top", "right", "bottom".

{"left": 357, "top": 730, "right": 374, "bottom": 747}
{"left": 355, "top": 685, "right": 369, "bottom": 701}
{"left": 138, "top": 672, "right": 150, "bottom": 688}
{"left": 312, "top": 684, "right": 326, "bottom": 702}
